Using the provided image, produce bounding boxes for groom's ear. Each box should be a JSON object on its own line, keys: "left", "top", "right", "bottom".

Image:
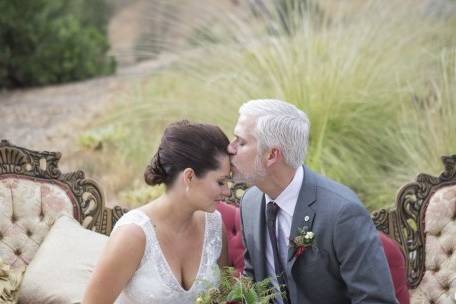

{"left": 266, "top": 148, "right": 281, "bottom": 167}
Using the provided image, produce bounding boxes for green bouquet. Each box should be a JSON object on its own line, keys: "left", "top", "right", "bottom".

{"left": 195, "top": 267, "right": 282, "bottom": 304}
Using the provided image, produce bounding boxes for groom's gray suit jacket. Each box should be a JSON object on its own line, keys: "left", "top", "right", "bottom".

{"left": 240, "top": 166, "right": 397, "bottom": 304}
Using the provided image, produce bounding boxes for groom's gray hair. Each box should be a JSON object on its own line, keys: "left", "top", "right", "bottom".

{"left": 239, "top": 99, "right": 310, "bottom": 169}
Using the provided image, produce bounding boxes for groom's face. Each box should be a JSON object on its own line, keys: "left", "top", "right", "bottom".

{"left": 228, "top": 115, "right": 266, "bottom": 186}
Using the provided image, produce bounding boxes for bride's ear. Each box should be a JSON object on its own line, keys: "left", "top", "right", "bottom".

{"left": 182, "top": 168, "right": 195, "bottom": 190}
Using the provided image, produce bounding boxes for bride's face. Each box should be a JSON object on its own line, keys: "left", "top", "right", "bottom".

{"left": 189, "top": 154, "right": 231, "bottom": 212}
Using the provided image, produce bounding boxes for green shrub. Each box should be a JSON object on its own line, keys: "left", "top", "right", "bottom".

{"left": 0, "top": 0, "right": 115, "bottom": 89}
{"left": 63, "top": 0, "right": 112, "bottom": 33}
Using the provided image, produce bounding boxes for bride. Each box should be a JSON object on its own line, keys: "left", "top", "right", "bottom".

{"left": 83, "top": 120, "right": 231, "bottom": 304}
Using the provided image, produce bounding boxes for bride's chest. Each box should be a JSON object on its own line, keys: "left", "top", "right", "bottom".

{"left": 122, "top": 253, "right": 220, "bottom": 303}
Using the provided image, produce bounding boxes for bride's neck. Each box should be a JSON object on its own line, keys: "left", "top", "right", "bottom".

{"left": 147, "top": 193, "right": 198, "bottom": 233}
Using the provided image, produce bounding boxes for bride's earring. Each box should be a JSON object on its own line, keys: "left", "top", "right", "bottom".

{"left": 186, "top": 185, "right": 190, "bottom": 192}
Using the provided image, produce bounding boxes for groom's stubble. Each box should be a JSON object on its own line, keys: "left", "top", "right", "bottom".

{"left": 232, "top": 153, "right": 267, "bottom": 187}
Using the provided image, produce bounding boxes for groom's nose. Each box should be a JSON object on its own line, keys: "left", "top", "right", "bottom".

{"left": 227, "top": 142, "right": 236, "bottom": 155}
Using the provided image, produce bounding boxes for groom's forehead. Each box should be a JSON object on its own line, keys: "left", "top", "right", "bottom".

{"left": 234, "top": 127, "right": 252, "bottom": 141}
{"left": 235, "top": 115, "right": 256, "bottom": 134}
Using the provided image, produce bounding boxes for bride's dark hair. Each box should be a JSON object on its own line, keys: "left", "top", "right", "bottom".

{"left": 144, "top": 120, "right": 230, "bottom": 187}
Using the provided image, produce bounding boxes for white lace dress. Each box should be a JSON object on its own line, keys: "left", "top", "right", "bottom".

{"left": 113, "top": 209, "right": 222, "bottom": 304}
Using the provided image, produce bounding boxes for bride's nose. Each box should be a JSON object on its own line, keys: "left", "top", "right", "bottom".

{"left": 221, "top": 184, "right": 231, "bottom": 197}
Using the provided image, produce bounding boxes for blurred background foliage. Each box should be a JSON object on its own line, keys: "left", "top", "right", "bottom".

{"left": 5, "top": 0, "right": 454, "bottom": 210}
{"left": 0, "top": 0, "right": 116, "bottom": 88}
{"left": 77, "top": 0, "right": 456, "bottom": 209}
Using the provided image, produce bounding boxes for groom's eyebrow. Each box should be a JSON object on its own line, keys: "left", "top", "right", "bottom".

{"left": 233, "top": 134, "right": 245, "bottom": 141}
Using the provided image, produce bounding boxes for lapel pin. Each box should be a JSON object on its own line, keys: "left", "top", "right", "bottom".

{"left": 304, "top": 216, "right": 310, "bottom": 222}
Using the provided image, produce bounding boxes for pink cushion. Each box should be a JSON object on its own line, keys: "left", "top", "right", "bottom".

{"left": 379, "top": 232, "right": 410, "bottom": 304}
{"left": 216, "top": 202, "right": 244, "bottom": 274}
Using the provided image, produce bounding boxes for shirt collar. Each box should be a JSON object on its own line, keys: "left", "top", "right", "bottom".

{"left": 265, "top": 166, "right": 303, "bottom": 217}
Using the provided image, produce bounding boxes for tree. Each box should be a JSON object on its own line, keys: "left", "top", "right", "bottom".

{"left": 0, "top": 0, "right": 115, "bottom": 89}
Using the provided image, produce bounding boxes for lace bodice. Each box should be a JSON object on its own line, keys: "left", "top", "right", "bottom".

{"left": 113, "top": 209, "right": 222, "bottom": 304}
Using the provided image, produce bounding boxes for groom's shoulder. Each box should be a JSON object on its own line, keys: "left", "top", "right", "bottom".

{"left": 311, "top": 169, "right": 362, "bottom": 206}
{"left": 310, "top": 172, "right": 369, "bottom": 222}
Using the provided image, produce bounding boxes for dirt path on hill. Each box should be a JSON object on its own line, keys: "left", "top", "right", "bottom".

{"left": 0, "top": 0, "right": 240, "bottom": 205}
{"left": 0, "top": 0, "right": 181, "bottom": 206}
{"left": 0, "top": 0, "right": 166, "bottom": 160}
{"left": 0, "top": 0, "right": 239, "bottom": 155}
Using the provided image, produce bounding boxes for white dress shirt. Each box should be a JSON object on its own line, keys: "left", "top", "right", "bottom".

{"left": 264, "top": 166, "right": 303, "bottom": 303}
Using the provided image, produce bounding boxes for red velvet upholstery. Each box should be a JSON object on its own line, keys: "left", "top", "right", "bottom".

{"left": 378, "top": 232, "right": 410, "bottom": 304}
{"left": 216, "top": 202, "right": 245, "bottom": 273}
{"left": 217, "top": 202, "right": 409, "bottom": 304}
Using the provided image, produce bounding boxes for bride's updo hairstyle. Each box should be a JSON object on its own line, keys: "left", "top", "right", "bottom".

{"left": 144, "top": 120, "right": 230, "bottom": 188}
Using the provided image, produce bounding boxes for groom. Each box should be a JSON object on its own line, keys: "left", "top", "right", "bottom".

{"left": 228, "top": 99, "right": 397, "bottom": 304}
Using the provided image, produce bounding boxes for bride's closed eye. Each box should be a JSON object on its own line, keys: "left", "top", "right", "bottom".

{"left": 217, "top": 177, "right": 230, "bottom": 186}
{"left": 217, "top": 179, "right": 228, "bottom": 186}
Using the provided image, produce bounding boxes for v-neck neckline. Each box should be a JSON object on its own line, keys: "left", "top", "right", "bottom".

{"left": 137, "top": 209, "right": 208, "bottom": 293}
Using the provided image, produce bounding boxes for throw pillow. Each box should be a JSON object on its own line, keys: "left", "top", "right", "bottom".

{"left": 18, "top": 215, "right": 108, "bottom": 304}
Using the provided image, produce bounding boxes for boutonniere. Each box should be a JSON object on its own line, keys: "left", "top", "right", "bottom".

{"left": 289, "top": 228, "right": 315, "bottom": 258}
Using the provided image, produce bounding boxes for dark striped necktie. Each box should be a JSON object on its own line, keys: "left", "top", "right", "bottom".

{"left": 266, "top": 201, "right": 289, "bottom": 304}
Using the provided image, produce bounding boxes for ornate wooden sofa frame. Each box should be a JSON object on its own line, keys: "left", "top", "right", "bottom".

{"left": 0, "top": 139, "right": 128, "bottom": 235}
{"left": 1, "top": 140, "right": 455, "bottom": 303}
{"left": 0, "top": 139, "right": 129, "bottom": 274}
{"left": 371, "top": 155, "right": 456, "bottom": 303}
{"left": 372, "top": 156, "right": 456, "bottom": 288}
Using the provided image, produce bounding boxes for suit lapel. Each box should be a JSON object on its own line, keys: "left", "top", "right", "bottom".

{"left": 287, "top": 166, "right": 318, "bottom": 265}
{"left": 252, "top": 190, "right": 268, "bottom": 280}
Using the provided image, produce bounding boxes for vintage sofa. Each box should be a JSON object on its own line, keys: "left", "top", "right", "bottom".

{"left": 0, "top": 140, "right": 455, "bottom": 303}
{"left": 371, "top": 154, "right": 456, "bottom": 304}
